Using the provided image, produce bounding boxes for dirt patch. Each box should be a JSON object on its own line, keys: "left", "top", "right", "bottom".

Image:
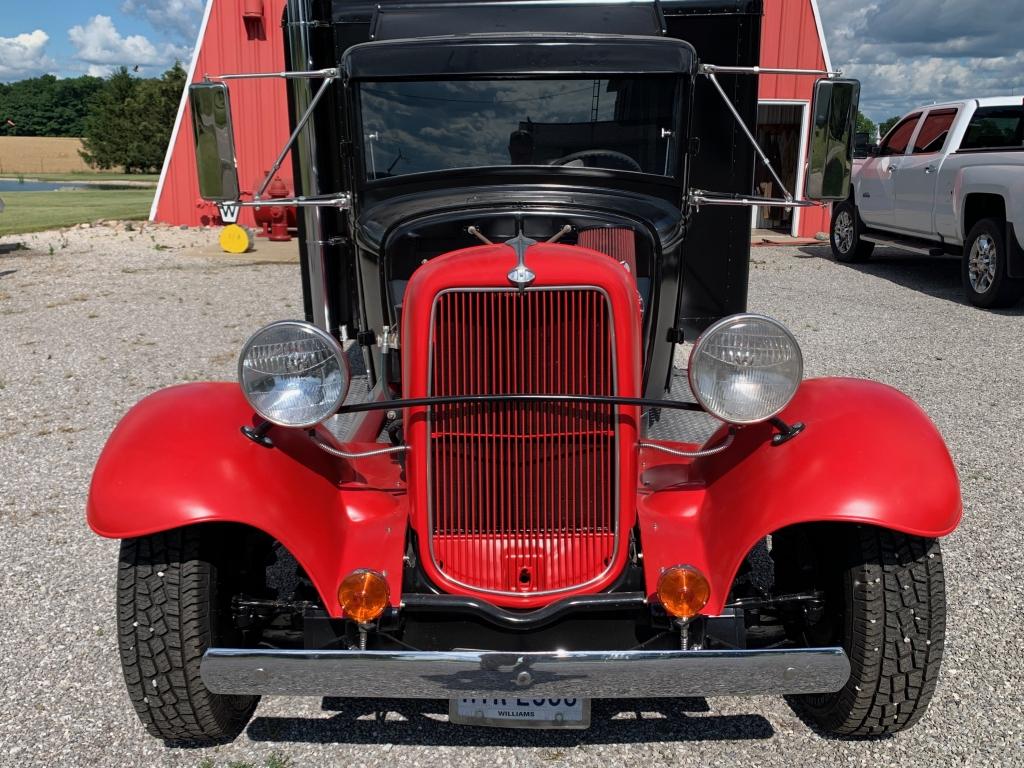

{"left": 0, "top": 137, "right": 91, "bottom": 174}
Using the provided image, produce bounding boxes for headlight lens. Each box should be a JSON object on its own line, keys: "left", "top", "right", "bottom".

{"left": 688, "top": 314, "right": 803, "bottom": 425}
{"left": 238, "top": 321, "right": 349, "bottom": 428}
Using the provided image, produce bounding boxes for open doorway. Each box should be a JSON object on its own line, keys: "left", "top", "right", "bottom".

{"left": 753, "top": 102, "right": 806, "bottom": 236}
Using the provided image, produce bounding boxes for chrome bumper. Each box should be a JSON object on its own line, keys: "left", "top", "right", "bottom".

{"left": 201, "top": 647, "right": 850, "bottom": 699}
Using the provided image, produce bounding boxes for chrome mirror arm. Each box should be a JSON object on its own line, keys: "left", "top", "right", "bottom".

{"left": 699, "top": 68, "right": 796, "bottom": 204}
{"left": 254, "top": 76, "right": 335, "bottom": 199}
{"left": 699, "top": 64, "right": 844, "bottom": 78}
{"left": 226, "top": 194, "right": 352, "bottom": 210}
{"left": 206, "top": 68, "right": 338, "bottom": 81}
{"left": 687, "top": 190, "right": 821, "bottom": 211}
{"left": 200, "top": 71, "right": 340, "bottom": 202}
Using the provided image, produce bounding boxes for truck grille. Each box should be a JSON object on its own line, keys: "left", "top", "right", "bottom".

{"left": 428, "top": 287, "right": 618, "bottom": 595}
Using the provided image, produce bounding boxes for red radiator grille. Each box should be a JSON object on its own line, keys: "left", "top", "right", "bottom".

{"left": 578, "top": 228, "right": 637, "bottom": 276}
{"left": 428, "top": 287, "right": 618, "bottom": 595}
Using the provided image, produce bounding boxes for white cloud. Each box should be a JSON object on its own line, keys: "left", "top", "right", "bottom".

{"left": 818, "top": 0, "right": 1024, "bottom": 121}
{"left": 121, "top": 0, "right": 204, "bottom": 45}
{"left": 68, "top": 15, "right": 190, "bottom": 76}
{"left": 0, "top": 30, "right": 57, "bottom": 81}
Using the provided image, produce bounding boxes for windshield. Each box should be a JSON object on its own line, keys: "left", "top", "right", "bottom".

{"left": 358, "top": 77, "right": 679, "bottom": 180}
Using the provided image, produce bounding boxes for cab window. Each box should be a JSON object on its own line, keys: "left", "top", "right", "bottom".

{"left": 358, "top": 76, "right": 680, "bottom": 180}
{"left": 959, "top": 106, "right": 1024, "bottom": 151}
{"left": 913, "top": 109, "right": 957, "bottom": 154}
{"left": 881, "top": 114, "right": 921, "bottom": 156}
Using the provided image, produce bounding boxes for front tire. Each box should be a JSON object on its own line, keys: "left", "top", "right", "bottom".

{"left": 962, "top": 218, "right": 1024, "bottom": 308}
{"left": 791, "top": 527, "right": 946, "bottom": 737}
{"left": 830, "top": 200, "right": 875, "bottom": 263}
{"left": 117, "top": 529, "right": 259, "bottom": 743}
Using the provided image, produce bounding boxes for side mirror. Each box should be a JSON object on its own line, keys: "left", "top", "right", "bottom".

{"left": 189, "top": 82, "right": 241, "bottom": 202}
{"left": 805, "top": 78, "right": 861, "bottom": 201}
{"left": 870, "top": 144, "right": 882, "bottom": 156}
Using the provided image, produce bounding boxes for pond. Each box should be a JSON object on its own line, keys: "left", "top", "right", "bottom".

{"left": 0, "top": 180, "right": 137, "bottom": 193}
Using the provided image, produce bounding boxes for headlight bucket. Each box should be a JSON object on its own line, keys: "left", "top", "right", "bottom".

{"left": 238, "top": 320, "right": 350, "bottom": 428}
{"left": 688, "top": 314, "right": 803, "bottom": 425}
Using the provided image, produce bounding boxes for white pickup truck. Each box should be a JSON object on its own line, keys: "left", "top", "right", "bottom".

{"left": 831, "top": 97, "right": 1024, "bottom": 308}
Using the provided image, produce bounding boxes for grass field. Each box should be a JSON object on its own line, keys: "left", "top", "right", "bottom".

{"left": 0, "top": 188, "right": 154, "bottom": 236}
{"left": 0, "top": 137, "right": 94, "bottom": 175}
{"left": 0, "top": 171, "right": 160, "bottom": 184}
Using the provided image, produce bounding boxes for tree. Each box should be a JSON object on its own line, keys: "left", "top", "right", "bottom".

{"left": 879, "top": 115, "right": 903, "bottom": 140}
{"left": 0, "top": 75, "right": 105, "bottom": 136}
{"left": 79, "top": 63, "right": 187, "bottom": 174}
{"left": 79, "top": 68, "right": 140, "bottom": 172}
{"left": 855, "top": 111, "right": 876, "bottom": 138}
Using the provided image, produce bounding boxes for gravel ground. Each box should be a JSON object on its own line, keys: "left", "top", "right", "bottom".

{"left": 1, "top": 226, "right": 1022, "bottom": 767}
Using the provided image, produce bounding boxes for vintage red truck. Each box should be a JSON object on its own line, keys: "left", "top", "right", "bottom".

{"left": 88, "top": 0, "right": 961, "bottom": 742}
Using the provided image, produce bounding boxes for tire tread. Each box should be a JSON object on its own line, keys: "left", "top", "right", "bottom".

{"left": 798, "top": 527, "right": 945, "bottom": 737}
{"left": 116, "top": 529, "right": 258, "bottom": 743}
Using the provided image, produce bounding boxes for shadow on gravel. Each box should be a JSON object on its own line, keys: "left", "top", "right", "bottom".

{"left": 781, "top": 695, "right": 893, "bottom": 743}
{"left": 246, "top": 698, "right": 773, "bottom": 746}
{"left": 797, "top": 245, "right": 1024, "bottom": 315}
{"left": 0, "top": 243, "right": 27, "bottom": 257}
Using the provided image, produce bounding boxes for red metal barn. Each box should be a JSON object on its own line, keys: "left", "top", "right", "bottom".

{"left": 152, "top": 0, "right": 833, "bottom": 238}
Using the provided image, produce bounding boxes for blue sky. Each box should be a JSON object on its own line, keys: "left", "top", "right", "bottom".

{"left": 1, "top": 0, "right": 199, "bottom": 79}
{"left": 1, "top": 1, "right": 1023, "bottom": 122}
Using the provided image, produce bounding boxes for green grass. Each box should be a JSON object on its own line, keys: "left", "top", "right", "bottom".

{"left": 0, "top": 171, "right": 159, "bottom": 184}
{"left": 0, "top": 188, "right": 154, "bottom": 236}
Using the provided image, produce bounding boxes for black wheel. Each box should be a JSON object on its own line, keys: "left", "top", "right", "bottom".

{"left": 789, "top": 527, "right": 946, "bottom": 737}
{"left": 117, "top": 528, "right": 259, "bottom": 743}
{"left": 962, "top": 218, "right": 1024, "bottom": 308}
{"left": 830, "top": 200, "right": 875, "bottom": 263}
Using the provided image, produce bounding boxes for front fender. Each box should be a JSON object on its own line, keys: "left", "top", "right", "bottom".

{"left": 87, "top": 383, "right": 408, "bottom": 617}
{"left": 638, "top": 378, "right": 962, "bottom": 614}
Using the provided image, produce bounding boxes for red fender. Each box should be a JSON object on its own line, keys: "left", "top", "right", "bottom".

{"left": 637, "top": 378, "right": 962, "bottom": 615}
{"left": 87, "top": 383, "right": 408, "bottom": 617}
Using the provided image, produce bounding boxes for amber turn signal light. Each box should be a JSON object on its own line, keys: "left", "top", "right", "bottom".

{"left": 657, "top": 565, "right": 711, "bottom": 620}
{"left": 338, "top": 569, "right": 390, "bottom": 624}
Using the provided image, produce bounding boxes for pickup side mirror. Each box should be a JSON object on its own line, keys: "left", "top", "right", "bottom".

{"left": 805, "top": 78, "right": 861, "bottom": 201}
{"left": 189, "top": 82, "right": 241, "bottom": 202}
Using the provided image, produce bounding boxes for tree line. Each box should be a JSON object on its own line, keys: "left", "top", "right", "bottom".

{"left": 0, "top": 64, "right": 186, "bottom": 174}
{"left": 857, "top": 111, "right": 908, "bottom": 142}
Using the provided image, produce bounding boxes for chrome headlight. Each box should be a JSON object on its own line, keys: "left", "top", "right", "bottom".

{"left": 238, "top": 321, "right": 349, "bottom": 428}
{"left": 688, "top": 314, "right": 803, "bottom": 425}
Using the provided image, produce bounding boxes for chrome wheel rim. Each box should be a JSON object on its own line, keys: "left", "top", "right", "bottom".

{"left": 968, "top": 234, "right": 998, "bottom": 293}
{"left": 834, "top": 211, "right": 855, "bottom": 254}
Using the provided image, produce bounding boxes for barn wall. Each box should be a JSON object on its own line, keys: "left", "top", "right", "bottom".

{"left": 758, "top": 0, "right": 832, "bottom": 238}
{"left": 152, "top": 0, "right": 293, "bottom": 228}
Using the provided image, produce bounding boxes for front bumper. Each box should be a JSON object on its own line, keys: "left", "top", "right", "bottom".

{"left": 201, "top": 647, "right": 850, "bottom": 698}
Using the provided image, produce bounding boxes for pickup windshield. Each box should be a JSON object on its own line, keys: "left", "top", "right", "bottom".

{"left": 358, "top": 77, "right": 678, "bottom": 180}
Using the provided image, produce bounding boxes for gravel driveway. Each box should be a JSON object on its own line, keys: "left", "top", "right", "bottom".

{"left": 1, "top": 226, "right": 1021, "bottom": 767}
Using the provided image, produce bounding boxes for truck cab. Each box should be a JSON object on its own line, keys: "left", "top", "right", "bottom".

{"left": 835, "top": 97, "right": 1024, "bottom": 307}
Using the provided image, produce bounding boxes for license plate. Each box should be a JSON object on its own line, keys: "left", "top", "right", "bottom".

{"left": 449, "top": 697, "right": 591, "bottom": 729}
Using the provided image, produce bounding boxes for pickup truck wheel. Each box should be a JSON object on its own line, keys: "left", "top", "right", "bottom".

{"left": 117, "top": 529, "right": 259, "bottom": 743}
{"left": 789, "top": 527, "right": 946, "bottom": 737}
{"left": 830, "top": 201, "right": 874, "bottom": 263}
{"left": 963, "top": 219, "right": 1024, "bottom": 308}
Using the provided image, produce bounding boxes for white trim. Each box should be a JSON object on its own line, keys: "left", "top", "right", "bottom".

{"left": 755, "top": 99, "right": 811, "bottom": 238}
{"left": 809, "top": 0, "right": 833, "bottom": 73}
{"left": 149, "top": 0, "right": 215, "bottom": 221}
